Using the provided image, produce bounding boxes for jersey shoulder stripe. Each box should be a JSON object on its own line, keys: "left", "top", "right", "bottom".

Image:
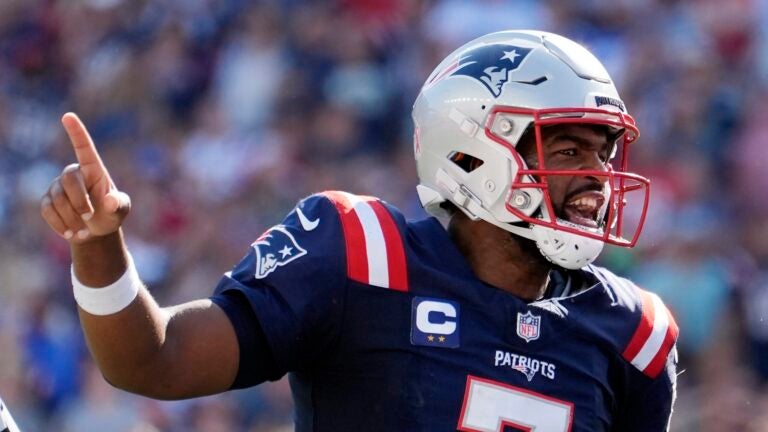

{"left": 622, "top": 289, "right": 679, "bottom": 378}
{"left": 584, "top": 265, "right": 679, "bottom": 378}
{"left": 321, "top": 191, "right": 408, "bottom": 292}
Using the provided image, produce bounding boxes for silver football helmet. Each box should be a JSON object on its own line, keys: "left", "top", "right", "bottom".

{"left": 412, "top": 30, "right": 649, "bottom": 269}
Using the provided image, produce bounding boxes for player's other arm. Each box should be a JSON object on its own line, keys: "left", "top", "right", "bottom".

{"left": 40, "top": 113, "right": 239, "bottom": 399}
{"left": 614, "top": 288, "right": 680, "bottom": 431}
{"left": 612, "top": 347, "right": 678, "bottom": 432}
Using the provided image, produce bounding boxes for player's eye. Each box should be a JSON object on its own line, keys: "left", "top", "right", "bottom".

{"left": 557, "top": 148, "right": 577, "bottom": 157}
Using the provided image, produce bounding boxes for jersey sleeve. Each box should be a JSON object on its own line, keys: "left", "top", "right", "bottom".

{"left": 620, "top": 288, "right": 679, "bottom": 380}
{"left": 612, "top": 346, "right": 678, "bottom": 432}
{"left": 587, "top": 266, "right": 680, "bottom": 379}
{"left": 210, "top": 193, "right": 348, "bottom": 388}
{"left": 616, "top": 288, "right": 679, "bottom": 430}
{"left": 585, "top": 266, "right": 680, "bottom": 430}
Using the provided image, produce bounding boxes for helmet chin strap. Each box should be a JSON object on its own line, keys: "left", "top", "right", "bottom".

{"left": 500, "top": 206, "right": 606, "bottom": 270}
{"left": 476, "top": 213, "right": 604, "bottom": 270}
{"left": 529, "top": 221, "right": 605, "bottom": 270}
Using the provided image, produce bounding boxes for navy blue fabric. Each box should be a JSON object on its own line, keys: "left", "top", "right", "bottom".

{"left": 211, "top": 192, "right": 677, "bottom": 431}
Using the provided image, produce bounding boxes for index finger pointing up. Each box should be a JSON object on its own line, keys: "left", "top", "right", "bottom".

{"left": 61, "top": 112, "right": 109, "bottom": 180}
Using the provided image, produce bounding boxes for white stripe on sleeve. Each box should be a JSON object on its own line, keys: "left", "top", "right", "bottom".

{"left": 630, "top": 293, "right": 670, "bottom": 371}
{"left": 342, "top": 192, "right": 389, "bottom": 288}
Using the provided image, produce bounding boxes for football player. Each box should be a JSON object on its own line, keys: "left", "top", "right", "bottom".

{"left": 41, "top": 30, "right": 678, "bottom": 431}
{"left": 1, "top": 397, "right": 21, "bottom": 432}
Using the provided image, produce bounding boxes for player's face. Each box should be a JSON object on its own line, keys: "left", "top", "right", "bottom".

{"left": 518, "top": 124, "right": 616, "bottom": 229}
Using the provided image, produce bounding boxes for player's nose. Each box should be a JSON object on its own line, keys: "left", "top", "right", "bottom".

{"left": 586, "top": 149, "right": 609, "bottom": 169}
{"left": 581, "top": 151, "right": 610, "bottom": 183}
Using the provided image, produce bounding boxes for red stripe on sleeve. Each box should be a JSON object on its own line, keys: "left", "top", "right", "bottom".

{"left": 622, "top": 290, "right": 656, "bottom": 362}
{"left": 322, "top": 191, "right": 369, "bottom": 284}
{"left": 667, "top": 307, "right": 679, "bottom": 339}
{"left": 643, "top": 308, "right": 679, "bottom": 378}
{"left": 367, "top": 200, "right": 409, "bottom": 292}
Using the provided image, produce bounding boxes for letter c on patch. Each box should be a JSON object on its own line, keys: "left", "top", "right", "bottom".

{"left": 416, "top": 300, "right": 457, "bottom": 335}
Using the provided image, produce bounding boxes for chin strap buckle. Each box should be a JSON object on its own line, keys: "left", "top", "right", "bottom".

{"left": 457, "top": 185, "right": 481, "bottom": 211}
{"left": 435, "top": 169, "right": 483, "bottom": 220}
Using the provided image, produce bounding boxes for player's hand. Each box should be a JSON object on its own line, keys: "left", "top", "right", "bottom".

{"left": 40, "top": 113, "right": 131, "bottom": 243}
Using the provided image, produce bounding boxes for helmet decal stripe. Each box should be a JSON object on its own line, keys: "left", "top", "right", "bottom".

{"left": 426, "top": 60, "right": 461, "bottom": 88}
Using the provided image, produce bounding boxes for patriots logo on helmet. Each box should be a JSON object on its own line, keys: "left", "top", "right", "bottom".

{"left": 252, "top": 225, "right": 307, "bottom": 279}
{"left": 451, "top": 44, "right": 533, "bottom": 97}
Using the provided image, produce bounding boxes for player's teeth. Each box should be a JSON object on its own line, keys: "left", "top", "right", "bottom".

{"left": 569, "top": 197, "right": 599, "bottom": 210}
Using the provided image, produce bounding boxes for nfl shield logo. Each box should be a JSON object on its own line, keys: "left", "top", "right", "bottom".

{"left": 516, "top": 311, "right": 541, "bottom": 343}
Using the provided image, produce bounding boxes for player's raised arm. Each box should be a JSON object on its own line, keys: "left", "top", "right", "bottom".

{"left": 39, "top": 113, "right": 240, "bottom": 399}
{"left": 42, "top": 113, "right": 129, "bottom": 245}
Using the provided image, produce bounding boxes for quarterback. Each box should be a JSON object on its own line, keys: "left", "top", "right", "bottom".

{"left": 41, "top": 31, "right": 678, "bottom": 431}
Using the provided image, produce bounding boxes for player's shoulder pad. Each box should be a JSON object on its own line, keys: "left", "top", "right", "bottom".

{"left": 228, "top": 192, "right": 344, "bottom": 284}
{"left": 583, "top": 265, "right": 679, "bottom": 379}
{"left": 230, "top": 191, "right": 409, "bottom": 290}
{"left": 317, "top": 191, "right": 410, "bottom": 292}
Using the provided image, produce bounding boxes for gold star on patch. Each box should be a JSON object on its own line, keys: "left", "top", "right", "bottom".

{"left": 438, "top": 336, "right": 446, "bottom": 343}
{"left": 427, "top": 335, "right": 435, "bottom": 342}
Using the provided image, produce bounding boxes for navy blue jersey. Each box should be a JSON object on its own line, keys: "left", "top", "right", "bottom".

{"left": 211, "top": 191, "right": 679, "bottom": 432}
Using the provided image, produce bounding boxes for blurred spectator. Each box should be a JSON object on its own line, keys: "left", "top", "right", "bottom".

{"left": 56, "top": 360, "right": 146, "bottom": 432}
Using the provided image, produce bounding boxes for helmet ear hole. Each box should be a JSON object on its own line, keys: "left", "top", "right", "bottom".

{"left": 448, "top": 151, "right": 485, "bottom": 173}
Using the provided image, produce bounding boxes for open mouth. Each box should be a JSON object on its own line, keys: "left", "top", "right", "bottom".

{"left": 563, "top": 191, "right": 606, "bottom": 229}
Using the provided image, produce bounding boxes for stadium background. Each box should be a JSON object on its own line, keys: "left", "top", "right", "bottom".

{"left": 0, "top": 0, "right": 767, "bottom": 430}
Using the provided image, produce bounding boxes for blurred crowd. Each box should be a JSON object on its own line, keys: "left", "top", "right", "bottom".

{"left": 0, "top": 0, "right": 766, "bottom": 431}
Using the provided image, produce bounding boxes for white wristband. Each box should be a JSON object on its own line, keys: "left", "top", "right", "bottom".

{"left": 72, "top": 254, "right": 142, "bottom": 316}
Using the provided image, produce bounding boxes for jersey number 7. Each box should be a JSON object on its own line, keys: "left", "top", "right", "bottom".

{"left": 458, "top": 376, "right": 574, "bottom": 431}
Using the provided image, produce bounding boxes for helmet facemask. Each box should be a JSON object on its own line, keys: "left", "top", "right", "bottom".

{"left": 487, "top": 106, "right": 650, "bottom": 255}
